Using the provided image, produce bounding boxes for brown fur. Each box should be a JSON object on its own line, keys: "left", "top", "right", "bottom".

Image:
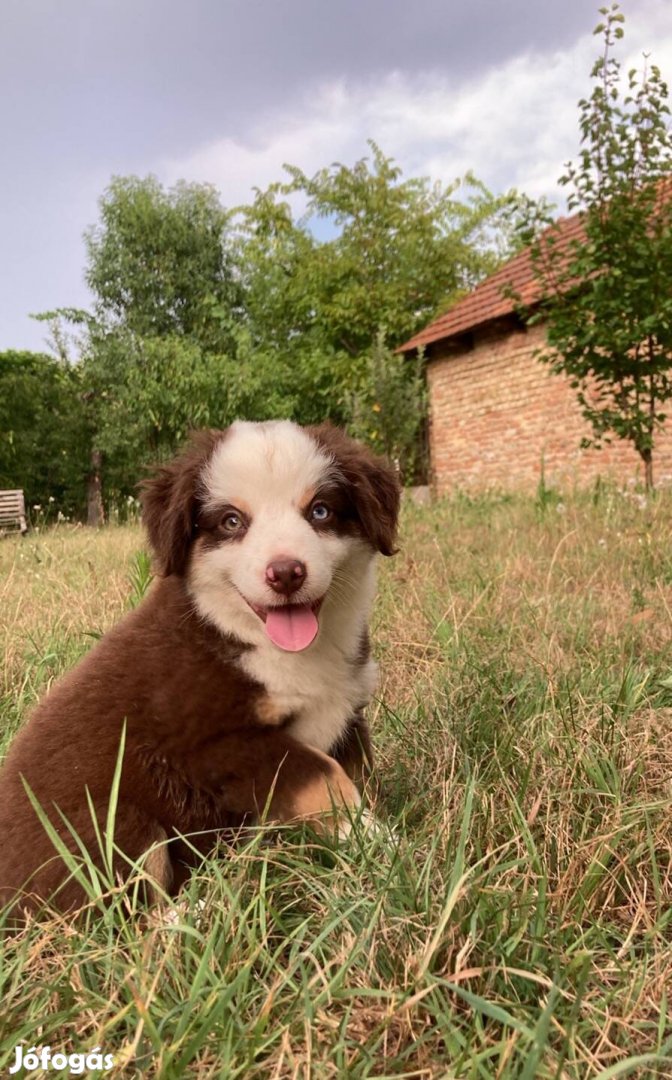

{"left": 0, "top": 425, "right": 399, "bottom": 916}
{"left": 139, "top": 429, "right": 226, "bottom": 576}
{"left": 307, "top": 423, "right": 400, "bottom": 556}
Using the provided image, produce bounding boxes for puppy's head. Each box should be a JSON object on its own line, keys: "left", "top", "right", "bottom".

{"left": 141, "top": 420, "right": 400, "bottom": 651}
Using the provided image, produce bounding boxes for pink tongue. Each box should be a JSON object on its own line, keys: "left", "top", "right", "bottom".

{"left": 265, "top": 605, "right": 319, "bottom": 652}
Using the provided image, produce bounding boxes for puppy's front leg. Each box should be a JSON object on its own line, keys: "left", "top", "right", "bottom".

{"left": 180, "top": 729, "right": 360, "bottom": 828}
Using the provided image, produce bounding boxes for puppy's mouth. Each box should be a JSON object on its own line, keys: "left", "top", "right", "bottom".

{"left": 243, "top": 595, "right": 324, "bottom": 652}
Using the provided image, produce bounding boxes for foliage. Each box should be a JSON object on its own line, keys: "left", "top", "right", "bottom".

{"left": 501, "top": 191, "right": 559, "bottom": 251}
{"left": 41, "top": 178, "right": 247, "bottom": 512}
{"left": 0, "top": 351, "right": 90, "bottom": 516}
{"left": 237, "top": 142, "right": 524, "bottom": 363}
{"left": 348, "top": 333, "right": 427, "bottom": 481}
{"left": 527, "top": 5, "right": 672, "bottom": 489}
{"left": 232, "top": 144, "right": 531, "bottom": 474}
{"left": 83, "top": 333, "right": 223, "bottom": 491}
{"left": 85, "top": 176, "right": 240, "bottom": 350}
{"left": 32, "top": 150, "right": 530, "bottom": 511}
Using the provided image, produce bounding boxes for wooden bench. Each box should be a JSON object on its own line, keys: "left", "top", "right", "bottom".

{"left": 0, "top": 490, "right": 28, "bottom": 536}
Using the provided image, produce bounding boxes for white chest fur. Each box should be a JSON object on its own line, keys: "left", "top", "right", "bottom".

{"left": 239, "top": 638, "right": 378, "bottom": 752}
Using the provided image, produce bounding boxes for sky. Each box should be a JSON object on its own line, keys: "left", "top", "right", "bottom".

{"left": 2, "top": 0, "right": 672, "bottom": 353}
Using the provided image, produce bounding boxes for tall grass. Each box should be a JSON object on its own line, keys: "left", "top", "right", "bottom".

{"left": 1, "top": 489, "right": 671, "bottom": 1077}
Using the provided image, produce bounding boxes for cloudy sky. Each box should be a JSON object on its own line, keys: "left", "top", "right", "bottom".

{"left": 2, "top": 0, "right": 671, "bottom": 352}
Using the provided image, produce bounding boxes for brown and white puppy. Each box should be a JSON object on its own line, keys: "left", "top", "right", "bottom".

{"left": 0, "top": 421, "right": 400, "bottom": 915}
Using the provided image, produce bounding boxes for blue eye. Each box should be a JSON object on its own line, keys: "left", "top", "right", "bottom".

{"left": 311, "top": 502, "right": 331, "bottom": 522}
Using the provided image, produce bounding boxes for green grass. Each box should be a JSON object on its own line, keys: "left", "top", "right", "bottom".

{"left": 1, "top": 489, "right": 671, "bottom": 1077}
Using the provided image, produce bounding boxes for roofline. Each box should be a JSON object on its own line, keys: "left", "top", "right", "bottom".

{"left": 396, "top": 210, "right": 585, "bottom": 355}
{"left": 397, "top": 301, "right": 538, "bottom": 356}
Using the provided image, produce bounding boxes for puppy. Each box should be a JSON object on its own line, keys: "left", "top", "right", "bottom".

{"left": 0, "top": 421, "right": 400, "bottom": 914}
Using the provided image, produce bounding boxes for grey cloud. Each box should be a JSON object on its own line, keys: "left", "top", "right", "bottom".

{"left": 3, "top": 0, "right": 595, "bottom": 160}
{"left": 0, "top": 0, "right": 632, "bottom": 350}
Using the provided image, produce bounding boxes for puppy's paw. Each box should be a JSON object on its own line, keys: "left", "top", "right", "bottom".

{"left": 154, "top": 896, "right": 207, "bottom": 929}
{"left": 337, "top": 806, "right": 377, "bottom": 840}
{"left": 337, "top": 807, "right": 396, "bottom": 843}
{"left": 284, "top": 758, "right": 361, "bottom": 832}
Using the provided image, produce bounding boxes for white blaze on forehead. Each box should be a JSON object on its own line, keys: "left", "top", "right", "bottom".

{"left": 203, "top": 421, "right": 334, "bottom": 509}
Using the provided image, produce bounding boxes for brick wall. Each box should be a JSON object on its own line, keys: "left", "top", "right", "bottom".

{"left": 427, "top": 320, "right": 672, "bottom": 493}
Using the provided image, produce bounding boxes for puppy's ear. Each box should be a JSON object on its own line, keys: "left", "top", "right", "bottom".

{"left": 139, "top": 430, "right": 224, "bottom": 576}
{"left": 308, "top": 422, "right": 401, "bottom": 556}
{"left": 352, "top": 452, "right": 401, "bottom": 556}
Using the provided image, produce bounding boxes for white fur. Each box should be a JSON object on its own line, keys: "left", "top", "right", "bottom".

{"left": 188, "top": 420, "right": 378, "bottom": 753}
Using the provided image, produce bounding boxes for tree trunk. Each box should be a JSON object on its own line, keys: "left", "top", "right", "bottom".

{"left": 641, "top": 447, "right": 654, "bottom": 493}
{"left": 644, "top": 364, "right": 656, "bottom": 494}
{"left": 87, "top": 447, "right": 105, "bottom": 526}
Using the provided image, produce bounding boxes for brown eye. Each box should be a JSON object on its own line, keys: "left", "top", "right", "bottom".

{"left": 310, "top": 501, "right": 332, "bottom": 523}
{"left": 221, "top": 511, "right": 243, "bottom": 533}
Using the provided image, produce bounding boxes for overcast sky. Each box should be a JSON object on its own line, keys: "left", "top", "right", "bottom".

{"left": 2, "top": 0, "right": 671, "bottom": 353}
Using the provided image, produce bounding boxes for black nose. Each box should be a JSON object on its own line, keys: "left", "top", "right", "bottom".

{"left": 265, "top": 558, "right": 307, "bottom": 597}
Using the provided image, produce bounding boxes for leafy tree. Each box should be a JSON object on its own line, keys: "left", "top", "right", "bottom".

{"left": 45, "top": 177, "right": 246, "bottom": 518}
{"left": 85, "top": 176, "right": 240, "bottom": 349}
{"left": 0, "top": 351, "right": 90, "bottom": 516}
{"left": 527, "top": 5, "right": 672, "bottom": 490}
{"left": 348, "top": 333, "right": 427, "bottom": 481}
{"left": 40, "top": 152, "right": 529, "bottom": 512}
{"left": 231, "top": 144, "right": 535, "bottom": 485}
{"left": 236, "top": 144, "right": 525, "bottom": 420}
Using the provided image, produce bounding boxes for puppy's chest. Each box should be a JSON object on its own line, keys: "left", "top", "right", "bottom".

{"left": 240, "top": 646, "right": 377, "bottom": 753}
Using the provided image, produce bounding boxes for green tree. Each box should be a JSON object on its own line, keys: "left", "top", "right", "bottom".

{"left": 232, "top": 143, "right": 533, "bottom": 483}
{"left": 86, "top": 176, "right": 240, "bottom": 349}
{"left": 348, "top": 333, "right": 427, "bottom": 482}
{"left": 0, "top": 351, "right": 90, "bottom": 516}
{"left": 527, "top": 5, "right": 672, "bottom": 490}
{"left": 47, "top": 177, "right": 247, "bottom": 519}
{"left": 43, "top": 153, "right": 530, "bottom": 512}
{"left": 236, "top": 144, "right": 525, "bottom": 421}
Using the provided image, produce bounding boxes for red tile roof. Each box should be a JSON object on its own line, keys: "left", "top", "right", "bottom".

{"left": 399, "top": 213, "right": 585, "bottom": 353}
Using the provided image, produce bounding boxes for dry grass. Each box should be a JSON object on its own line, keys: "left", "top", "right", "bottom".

{"left": 1, "top": 489, "right": 672, "bottom": 1077}
{"left": 0, "top": 525, "right": 141, "bottom": 749}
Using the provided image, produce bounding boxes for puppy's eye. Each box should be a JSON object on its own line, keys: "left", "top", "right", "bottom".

{"left": 310, "top": 501, "right": 332, "bottom": 523}
{"left": 220, "top": 511, "right": 243, "bottom": 533}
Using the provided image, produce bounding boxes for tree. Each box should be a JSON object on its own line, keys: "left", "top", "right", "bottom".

{"left": 33, "top": 307, "right": 110, "bottom": 525}
{"left": 527, "top": 5, "right": 672, "bottom": 490}
{"left": 0, "top": 351, "right": 90, "bottom": 516}
{"left": 42, "top": 154, "right": 530, "bottom": 512}
{"left": 85, "top": 176, "right": 240, "bottom": 349}
{"left": 285, "top": 144, "right": 515, "bottom": 351}
{"left": 48, "top": 177, "right": 247, "bottom": 519}
{"left": 236, "top": 144, "right": 526, "bottom": 420}
{"left": 348, "top": 333, "right": 427, "bottom": 482}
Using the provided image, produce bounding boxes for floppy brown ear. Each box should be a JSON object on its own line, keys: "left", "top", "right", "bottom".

{"left": 139, "top": 430, "right": 225, "bottom": 576}
{"left": 307, "top": 422, "right": 401, "bottom": 556}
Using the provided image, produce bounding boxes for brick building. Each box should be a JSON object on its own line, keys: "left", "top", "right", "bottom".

{"left": 399, "top": 215, "right": 672, "bottom": 494}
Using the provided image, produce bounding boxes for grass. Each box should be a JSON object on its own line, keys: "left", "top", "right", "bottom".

{"left": 1, "top": 487, "right": 671, "bottom": 1078}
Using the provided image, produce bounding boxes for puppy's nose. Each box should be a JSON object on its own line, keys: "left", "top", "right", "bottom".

{"left": 265, "top": 558, "right": 307, "bottom": 597}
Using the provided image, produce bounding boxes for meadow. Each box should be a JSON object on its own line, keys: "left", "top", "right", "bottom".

{"left": 1, "top": 488, "right": 671, "bottom": 1078}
